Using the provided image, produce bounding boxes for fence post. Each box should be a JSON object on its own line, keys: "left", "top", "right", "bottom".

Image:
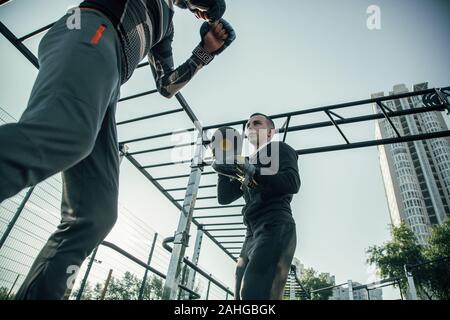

{"left": 205, "top": 275, "right": 212, "bottom": 300}
{"left": 100, "top": 269, "right": 113, "bottom": 300}
{"left": 138, "top": 232, "right": 158, "bottom": 300}
{"left": 0, "top": 186, "right": 34, "bottom": 250}
{"left": 6, "top": 274, "right": 20, "bottom": 300}
{"left": 76, "top": 246, "right": 98, "bottom": 300}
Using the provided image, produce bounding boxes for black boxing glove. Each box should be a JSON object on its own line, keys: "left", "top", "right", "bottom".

{"left": 199, "top": 18, "right": 236, "bottom": 55}
{"left": 175, "top": 0, "right": 226, "bottom": 22}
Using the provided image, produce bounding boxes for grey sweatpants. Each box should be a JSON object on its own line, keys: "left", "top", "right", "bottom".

{"left": 0, "top": 9, "right": 123, "bottom": 299}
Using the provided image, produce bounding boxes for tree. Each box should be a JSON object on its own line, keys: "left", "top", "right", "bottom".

{"left": 367, "top": 221, "right": 450, "bottom": 300}
{"left": 101, "top": 272, "right": 164, "bottom": 300}
{"left": 300, "top": 268, "right": 334, "bottom": 300}
{"left": 70, "top": 281, "right": 100, "bottom": 300}
{"left": 0, "top": 286, "right": 13, "bottom": 300}
{"left": 366, "top": 223, "right": 429, "bottom": 298}
{"left": 421, "top": 219, "right": 450, "bottom": 299}
{"left": 69, "top": 272, "right": 164, "bottom": 300}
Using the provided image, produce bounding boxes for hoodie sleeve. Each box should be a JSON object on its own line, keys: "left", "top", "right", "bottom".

{"left": 254, "top": 142, "right": 301, "bottom": 195}
{"left": 148, "top": 23, "right": 206, "bottom": 99}
{"left": 217, "top": 174, "right": 244, "bottom": 205}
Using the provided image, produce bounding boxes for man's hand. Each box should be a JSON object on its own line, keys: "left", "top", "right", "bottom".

{"left": 212, "top": 156, "right": 258, "bottom": 189}
{"left": 200, "top": 18, "right": 236, "bottom": 55}
{"left": 202, "top": 21, "right": 227, "bottom": 54}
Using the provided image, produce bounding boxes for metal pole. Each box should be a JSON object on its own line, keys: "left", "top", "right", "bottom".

{"left": 184, "top": 227, "right": 204, "bottom": 299}
{"left": 76, "top": 246, "right": 98, "bottom": 300}
{"left": 206, "top": 276, "right": 212, "bottom": 300}
{"left": 398, "top": 280, "right": 404, "bottom": 300}
{"left": 366, "top": 287, "right": 371, "bottom": 300}
{"left": 100, "top": 269, "right": 113, "bottom": 300}
{"left": 0, "top": 186, "right": 34, "bottom": 250}
{"left": 348, "top": 280, "right": 354, "bottom": 300}
{"left": 138, "top": 232, "right": 158, "bottom": 300}
{"left": 162, "top": 131, "right": 204, "bottom": 300}
{"left": 404, "top": 265, "right": 418, "bottom": 300}
{"left": 6, "top": 274, "right": 20, "bottom": 300}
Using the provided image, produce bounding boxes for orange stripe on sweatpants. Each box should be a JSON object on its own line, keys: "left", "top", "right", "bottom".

{"left": 90, "top": 24, "right": 106, "bottom": 45}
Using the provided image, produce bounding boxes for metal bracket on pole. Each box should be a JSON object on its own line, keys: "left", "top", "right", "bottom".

{"left": 435, "top": 88, "right": 450, "bottom": 115}
{"left": 377, "top": 101, "right": 402, "bottom": 138}
{"left": 119, "top": 144, "right": 129, "bottom": 164}
{"left": 162, "top": 131, "right": 205, "bottom": 300}
{"left": 325, "top": 110, "right": 350, "bottom": 144}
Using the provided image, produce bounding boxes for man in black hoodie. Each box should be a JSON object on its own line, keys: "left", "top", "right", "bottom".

{"left": 212, "top": 113, "right": 300, "bottom": 300}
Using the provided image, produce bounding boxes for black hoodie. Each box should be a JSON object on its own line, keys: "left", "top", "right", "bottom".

{"left": 217, "top": 141, "right": 300, "bottom": 227}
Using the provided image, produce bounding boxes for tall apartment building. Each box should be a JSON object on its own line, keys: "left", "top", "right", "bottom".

{"left": 372, "top": 82, "right": 450, "bottom": 244}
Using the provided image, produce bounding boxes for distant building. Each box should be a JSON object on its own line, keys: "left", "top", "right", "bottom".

{"left": 331, "top": 281, "right": 383, "bottom": 300}
{"left": 373, "top": 82, "right": 450, "bottom": 244}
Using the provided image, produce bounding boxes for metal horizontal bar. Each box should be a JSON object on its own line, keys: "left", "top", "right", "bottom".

{"left": 118, "top": 89, "right": 158, "bottom": 102}
{"left": 352, "top": 276, "right": 403, "bottom": 291}
{"left": 116, "top": 108, "right": 183, "bottom": 126}
{"left": 211, "top": 235, "right": 246, "bottom": 238}
{"left": 406, "top": 255, "right": 450, "bottom": 270}
{"left": 217, "top": 241, "right": 245, "bottom": 244}
{"left": 154, "top": 173, "right": 190, "bottom": 181}
{"left": 0, "top": 21, "right": 39, "bottom": 68}
{"left": 165, "top": 184, "right": 217, "bottom": 192}
{"left": 297, "top": 130, "right": 450, "bottom": 155}
{"left": 137, "top": 61, "right": 150, "bottom": 69}
{"left": 204, "top": 227, "right": 247, "bottom": 232}
{"left": 129, "top": 142, "right": 195, "bottom": 156}
{"left": 162, "top": 238, "right": 233, "bottom": 296}
{"left": 221, "top": 247, "right": 242, "bottom": 250}
{"left": 153, "top": 171, "right": 214, "bottom": 181}
{"left": 203, "top": 120, "right": 246, "bottom": 131}
{"left": 0, "top": 0, "right": 11, "bottom": 8}
{"left": 202, "top": 222, "right": 244, "bottom": 227}
{"left": 18, "top": 22, "right": 54, "bottom": 42}
{"left": 194, "top": 205, "right": 244, "bottom": 210}
{"left": 126, "top": 155, "right": 182, "bottom": 210}
{"left": 101, "top": 241, "right": 166, "bottom": 279}
{"left": 119, "top": 127, "right": 195, "bottom": 145}
{"left": 175, "top": 196, "right": 217, "bottom": 201}
{"left": 203, "top": 87, "right": 450, "bottom": 131}
{"left": 202, "top": 229, "right": 238, "bottom": 262}
{"left": 311, "top": 282, "right": 349, "bottom": 293}
{"left": 278, "top": 104, "right": 446, "bottom": 135}
{"left": 141, "top": 159, "right": 192, "bottom": 169}
{"left": 199, "top": 184, "right": 217, "bottom": 189}
{"left": 194, "top": 214, "right": 243, "bottom": 219}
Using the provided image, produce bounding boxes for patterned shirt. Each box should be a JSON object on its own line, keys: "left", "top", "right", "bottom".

{"left": 80, "top": 0, "right": 205, "bottom": 97}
